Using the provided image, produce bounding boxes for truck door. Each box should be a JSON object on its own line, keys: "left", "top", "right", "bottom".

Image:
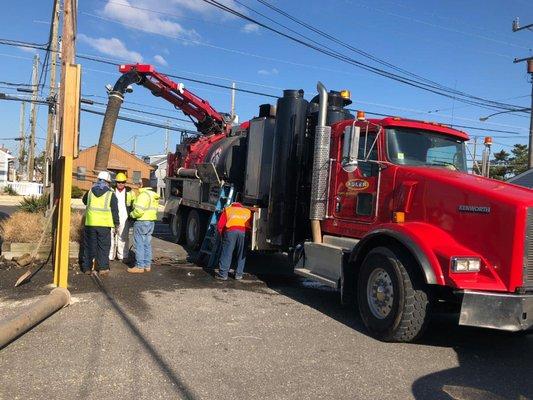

{"left": 333, "top": 129, "right": 379, "bottom": 224}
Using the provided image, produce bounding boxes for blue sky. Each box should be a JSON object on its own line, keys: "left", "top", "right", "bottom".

{"left": 0, "top": 0, "right": 532, "bottom": 158}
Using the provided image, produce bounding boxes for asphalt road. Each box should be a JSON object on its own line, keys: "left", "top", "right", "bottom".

{"left": 0, "top": 205, "right": 17, "bottom": 219}
{"left": 0, "top": 223, "right": 532, "bottom": 400}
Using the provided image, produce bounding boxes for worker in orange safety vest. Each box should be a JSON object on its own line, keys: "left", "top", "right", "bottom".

{"left": 215, "top": 202, "right": 252, "bottom": 280}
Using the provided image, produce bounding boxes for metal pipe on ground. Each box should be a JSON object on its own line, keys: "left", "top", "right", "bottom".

{"left": 310, "top": 82, "right": 330, "bottom": 244}
{"left": 0, "top": 288, "right": 70, "bottom": 349}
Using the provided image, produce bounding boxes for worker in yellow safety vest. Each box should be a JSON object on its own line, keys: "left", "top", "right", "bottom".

{"left": 215, "top": 202, "right": 252, "bottom": 280}
{"left": 109, "top": 172, "right": 136, "bottom": 262}
{"left": 81, "top": 171, "right": 119, "bottom": 276}
{"left": 127, "top": 181, "right": 160, "bottom": 273}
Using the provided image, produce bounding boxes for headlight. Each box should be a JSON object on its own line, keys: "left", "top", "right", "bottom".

{"left": 451, "top": 257, "right": 481, "bottom": 272}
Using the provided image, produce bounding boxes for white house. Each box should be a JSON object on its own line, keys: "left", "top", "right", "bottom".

{"left": 143, "top": 154, "right": 167, "bottom": 198}
{"left": 0, "top": 148, "right": 14, "bottom": 184}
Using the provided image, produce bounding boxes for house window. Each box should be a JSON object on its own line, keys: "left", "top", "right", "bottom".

{"left": 133, "top": 170, "right": 141, "bottom": 184}
{"left": 77, "top": 166, "right": 86, "bottom": 181}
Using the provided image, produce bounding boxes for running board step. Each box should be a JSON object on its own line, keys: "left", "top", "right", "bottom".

{"left": 294, "top": 268, "right": 338, "bottom": 289}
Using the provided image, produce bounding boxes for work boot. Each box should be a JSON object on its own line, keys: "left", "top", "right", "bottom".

{"left": 127, "top": 267, "right": 144, "bottom": 274}
{"left": 98, "top": 269, "right": 110, "bottom": 276}
{"left": 145, "top": 266, "right": 151, "bottom": 272}
{"left": 81, "top": 269, "right": 92, "bottom": 275}
{"left": 234, "top": 274, "right": 243, "bottom": 280}
{"left": 215, "top": 273, "right": 228, "bottom": 281}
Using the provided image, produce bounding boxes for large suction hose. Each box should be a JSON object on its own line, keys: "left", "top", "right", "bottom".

{"left": 0, "top": 288, "right": 70, "bottom": 348}
{"left": 94, "top": 72, "right": 141, "bottom": 173}
{"left": 309, "top": 82, "right": 330, "bottom": 243}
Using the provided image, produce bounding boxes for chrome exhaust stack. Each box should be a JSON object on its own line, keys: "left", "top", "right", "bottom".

{"left": 309, "top": 82, "right": 331, "bottom": 243}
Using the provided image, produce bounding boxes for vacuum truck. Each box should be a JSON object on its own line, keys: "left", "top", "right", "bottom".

{"left": 96, "top": 64, "right": 533, "bottom": 342}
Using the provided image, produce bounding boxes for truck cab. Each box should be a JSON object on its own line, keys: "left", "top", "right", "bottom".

{"left": 297, "top": 114, "right": 533, "bottom": 342}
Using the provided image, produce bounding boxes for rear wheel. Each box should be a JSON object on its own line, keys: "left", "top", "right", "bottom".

{"left": 357, "top": 246, "right": 431, "bottom": 342}
{"left": 171, "top": 209, "right": 186, "bottom": 244}
{"left": 185, "top": 209, "right": 206, "bottom": 249}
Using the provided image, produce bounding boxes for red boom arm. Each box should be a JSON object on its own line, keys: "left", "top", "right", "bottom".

{"left": 118, "top": 64, "right": 230, "bottom": 135}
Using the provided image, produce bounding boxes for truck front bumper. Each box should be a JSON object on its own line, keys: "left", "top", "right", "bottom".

{"left": 459, "top": 290, "right": 533, "bottom": 331}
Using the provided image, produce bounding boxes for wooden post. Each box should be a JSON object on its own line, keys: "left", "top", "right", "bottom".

{"left": 45, "top": 0, "right": 60, "bottom": 191}
{"left": 53, "top": 0, "right": 78, "bottom": 289}
{"left": 27, "top": 54, "right": 39, "bottom": 181}
{"left": 53, "top": 63, "right": 81, "bottom": 288}
{"left": 18, "top": 102, "right": 26, "bottom": 176}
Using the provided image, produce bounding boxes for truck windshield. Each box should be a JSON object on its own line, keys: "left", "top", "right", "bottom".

{"left": 386, "top": 128, "right": 467, "bottom": 172}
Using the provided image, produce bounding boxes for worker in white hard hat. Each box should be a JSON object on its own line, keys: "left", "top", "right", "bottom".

{"left": 109, "top": 172, "right": 136, "bottom": 262}
{"left": 81, "top": 171, "right": 119, "bottom": 276}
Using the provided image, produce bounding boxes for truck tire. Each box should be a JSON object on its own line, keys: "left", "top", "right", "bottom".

{"left": 357, "top": 246, "right": 431, "bottom": 342}
{"left": 185, "top": 209, "right": 205, "bottom": 249}
{"left": 171, "top": 209, "right": 186, "bottom": 244}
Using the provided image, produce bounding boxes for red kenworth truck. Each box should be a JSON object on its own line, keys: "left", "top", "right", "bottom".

{"left": 97, "top": 64, "right": 533, "bottom": 342}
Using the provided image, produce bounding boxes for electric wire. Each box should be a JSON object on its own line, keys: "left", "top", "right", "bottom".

{"left": 199, "top": 0, "right": 527, "bottom": 112}
{"left": 2, "top": 38, "right": 530, "bottom": 114}
{"left": 0, "top": 41, "right": 529, "bottom": 145}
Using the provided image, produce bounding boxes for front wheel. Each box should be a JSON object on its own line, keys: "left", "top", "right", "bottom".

{"left": 357, "top": 246, "right": 431, "bottom": 342}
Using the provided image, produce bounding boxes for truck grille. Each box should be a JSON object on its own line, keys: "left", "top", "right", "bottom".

{"left": 524, "top": 208, "right": 533, "bottom": 288}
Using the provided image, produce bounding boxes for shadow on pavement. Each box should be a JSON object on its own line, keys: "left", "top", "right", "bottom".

{"left": 90, "top": 273, "right": 197, "bottom": 400}
{"left": 246, "top": 253, "right": 533, "bottom": 400}
{"left": 412, "top": 316, "right": 533, "bottom": 400}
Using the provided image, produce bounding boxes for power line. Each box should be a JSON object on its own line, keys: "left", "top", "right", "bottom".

{"left": 3, "top": 36, "right": 530, "bottom": 114}
{"left": 80, "top": 107, "right": 198, "bottom": 134}
{"left": 252, "top": 0, "right": 530, "bottom": 116}
{"left": 77, "top": 52, "right": 532, "bottom": 136}
{"left": 1, "top": 40, "right": 529, "bottom": 141}
{"left": 1, "top": 77, "right": 529, "bottom": 139}
{"left": 199, "top": 0, "right": 527, "bottom": 112}
{"left": 252, "top": 0, "right": 462, "bottom": 94}
{"left": 79, "top": 8, "right": 527, "bottom": 113}
{"left": 83, "top": 98, "right": 194, "bottom": 124}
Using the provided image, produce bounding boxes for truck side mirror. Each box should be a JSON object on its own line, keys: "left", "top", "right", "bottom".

{"left": 342, "top": 125, "right": 360, "bottom": 172}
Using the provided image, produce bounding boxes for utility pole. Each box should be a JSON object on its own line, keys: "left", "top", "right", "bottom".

{"left": 45, "top": 0, "right": 60, "bottom": 188}
{"left": 18, "top": 102, "right": 26, "bottom": 177}
{"left": 230, "top": 82, "right": 236, "bottom": 121}
{"left": 132, "top": 135, "right": 137, "bottom": 155}
{"left": 512, "top": 17, "right": 533, "bottom": 169}
{"left": 527, "top": 58, "right": 533, "bottom": 169}
{"left": 164, "top": 120, "right": 169, "bottom": 154}
{"left": 472, "top": 136, "right": 478, "bottom": 171}
{"left": 53, "top": 0, "right": 79, "bottom": 289}
{"left": 27, "top": 54, "right": 39, "bottom": 181}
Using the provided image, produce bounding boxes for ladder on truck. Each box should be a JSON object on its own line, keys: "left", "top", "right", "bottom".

{"left": 196, "top": 184, "right": 235, "bottom": 269}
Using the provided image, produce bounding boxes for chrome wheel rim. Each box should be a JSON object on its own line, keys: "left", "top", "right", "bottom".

{"left": 367, "top": 268, "right": 394, "bottom": 319}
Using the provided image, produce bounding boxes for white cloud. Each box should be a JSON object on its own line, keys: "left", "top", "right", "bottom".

{"left": 102, "top": 0, "right": 199, "bottom": 39}
{"left": 170, "top": 0, "right": 247, "bottom": 16}
{"left": 258, "top": 68, "right": 279, "bottom": 76}
{"left": 242, "top": 23, "right": 259, "bottom": 34}
{"left": 18, "top": 46, "right": 37, "bottom": 54}
{"left": 78, "top": 34, "right": 143, "bottom": 63}
{"left": 154, "top": 54, "right": 168, "bottom": 66}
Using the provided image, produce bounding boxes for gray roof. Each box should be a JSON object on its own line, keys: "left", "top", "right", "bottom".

{"left": 508, "top": 169, "right": 533, "bottom": 188}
